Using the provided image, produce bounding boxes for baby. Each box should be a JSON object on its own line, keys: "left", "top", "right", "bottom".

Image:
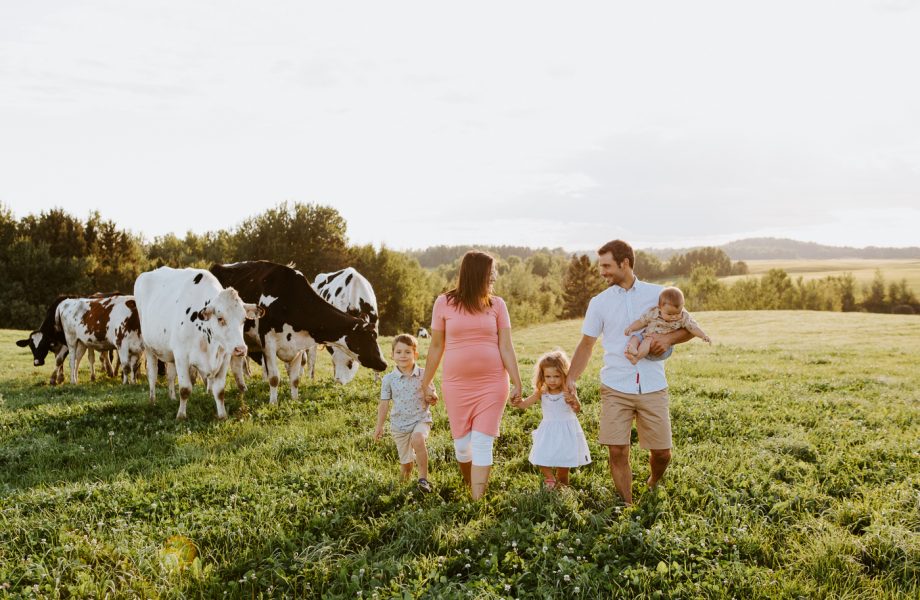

{"left": 624, "top": 286, "right": 711, "bottom": 364}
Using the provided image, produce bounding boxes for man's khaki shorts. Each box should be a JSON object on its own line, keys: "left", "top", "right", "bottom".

{"left": 599, "top": 385, "right": 672, "bottom": 450}
{"left": 391, "top": 421, "right": 431, "bottom": 464}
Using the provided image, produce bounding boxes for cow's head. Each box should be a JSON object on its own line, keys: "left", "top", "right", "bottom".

{"left": 16, "top": 331, "right": 58, "bottom": 366}
{"left": 326, "top": 344, "right": 360, "bottom": 385}
{"left": 196, "top": 288, "right": 263, "bottom": 357}
{"left": 341, "top": 318, "right": 387, "bottom": 374}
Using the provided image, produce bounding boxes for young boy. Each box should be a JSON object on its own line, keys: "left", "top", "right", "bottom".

{"left": 624, "top": 286, "right": 711, "bottom": 364}
{"left": 374, "top": 334, "right": 435, "bottom": 493}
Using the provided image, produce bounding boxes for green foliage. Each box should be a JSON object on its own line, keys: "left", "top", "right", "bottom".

{"left": 1, "top": 312, "right": 918, "bottom": 598}
{"left": 562, "top": 255, "right": 606, "bottom": 319}
{"left": 233, "top": 202, "right": 349, "bottom": 279}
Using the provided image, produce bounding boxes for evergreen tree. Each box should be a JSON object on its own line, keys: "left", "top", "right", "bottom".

{"left": 562, "top": 255, "right": 605, "bottom": 318}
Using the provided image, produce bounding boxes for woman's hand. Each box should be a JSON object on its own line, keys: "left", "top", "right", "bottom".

{"left": 509, "top": 383, "right": 522, "bottom": 405}
{"left": 425, "top": 385, "right": 439, "bottom": 406}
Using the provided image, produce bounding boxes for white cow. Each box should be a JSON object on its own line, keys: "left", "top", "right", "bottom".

{"left": 417, "top": 327, "right": 429, "bottom": 339}
{"left": 134, "top": 267, "right": 260, "bottom": 420}
{"left": 306, "top": 267, "right": 380, "bottom": 384}
{"left": 54, "top": 295, "right": 145, "bottom": 384}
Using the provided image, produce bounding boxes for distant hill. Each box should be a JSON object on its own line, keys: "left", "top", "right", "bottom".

{"left": 644, "top": 238, "right": 920, "bottom": 261}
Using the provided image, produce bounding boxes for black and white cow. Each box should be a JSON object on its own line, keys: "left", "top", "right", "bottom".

{"left": 417, "top": 327, "right": 429, "bottom": 339}
{"left": 306, "top": 267, "right": 380, "bottom": 384}
{"left": 16, "top": 294, "right": 118, "bottom": 385}
{"left": 134, "top": 267, "right": 261, "bottom": 420}
{"left": 209, "top": 261, "right": 388, "bottom": 404}
{"left": 55, "top": 295, "right": 145, "bottom": 384}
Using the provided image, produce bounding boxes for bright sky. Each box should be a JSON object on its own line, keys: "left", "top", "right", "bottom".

{"left": 2, "top": 1, "right": 919, "bottom": 251}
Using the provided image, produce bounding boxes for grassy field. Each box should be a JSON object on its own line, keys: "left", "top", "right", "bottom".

{"left": 1, "top": 312, "right": 918, "bottom": 598}
{"left": 719, "top": 259, "right": 920, "bottom": 291}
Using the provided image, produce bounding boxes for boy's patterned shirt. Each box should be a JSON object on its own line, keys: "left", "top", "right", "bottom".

{"left": 380, "top": 365, "right": 433, "bottom": 433}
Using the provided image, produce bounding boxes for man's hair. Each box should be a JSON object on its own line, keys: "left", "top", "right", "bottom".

{"left": 597, "top": 239, "right": 635, "bottom": 269}
{"left": 445, "top": 250, "right": 494, "bottom": 314}
{"left": 392, "top": 333, "right": 418, "bottom": 350}
{"left": 659, "top": 287, "right": 685, "bottom": 308}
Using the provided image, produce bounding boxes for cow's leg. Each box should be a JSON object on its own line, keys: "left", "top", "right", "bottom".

{"left": 145, "top": 351, "right": 158, "bottom": 402}
{"left": 110, "top": 352, "right": 120, "bottom": 378}
{"left": 262, "top": 336, "right": 281, "bottom": 405}
{"left": 210, "top": 358, "right": 231, "bottom": 420}
{"left": 52, "top": 346, "right": 68, "bottom": 386}
{"left": 87, "top": 347, "right": 99, "bottom": 382}
{"left": 230, "top": 354, "right": 248, "bottom": 394}
{"left": 99, "top": 350, "right": 114, "bottom": 378}
{"left": 174, "top": 357, "right": 193, "bottom": 420}
{"left": 304, "top": 345, "right": 317, "bottom": 381}
{"left": 286, "top": 351, "right": 305, "bottom": 401}
{"left": 70, "top": 344, "right": 86, "bottom": 384}
{"left": 166, "top": 362, "right": 177, "bottom": 402}
{"left": 117, "top": 345, "right": 131, "bottom": 384}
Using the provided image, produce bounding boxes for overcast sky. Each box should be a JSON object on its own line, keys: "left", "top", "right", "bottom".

{"left": 1, "top": 0, "right": 918, "bottom": 251}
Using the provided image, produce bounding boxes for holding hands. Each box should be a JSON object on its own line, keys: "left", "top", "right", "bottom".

{"left": 424, "top": 384, "right": 438, "bottom": 406}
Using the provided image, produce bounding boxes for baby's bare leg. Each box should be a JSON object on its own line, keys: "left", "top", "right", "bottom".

{"left": 627, "top": 337, "right": 653, "bottom": 364}
{"left": 626, "top": 335, "right": 641, "bottom": 356}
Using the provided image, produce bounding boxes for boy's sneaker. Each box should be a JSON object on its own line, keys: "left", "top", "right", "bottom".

{"left": 417, "top": 478, "right": 433, "bottom": 493}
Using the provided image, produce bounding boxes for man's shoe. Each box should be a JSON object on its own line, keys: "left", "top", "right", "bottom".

{"left": 417, "top": 478, "right": 433, "bottom": 493}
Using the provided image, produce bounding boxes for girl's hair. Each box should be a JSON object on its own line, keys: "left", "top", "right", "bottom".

{"left": 445, "top": 250, "right": 494, "bottom": 314}
{"left": 392, "top": 333, "right": 418, "bottom": 350}
{"left": 659, "top": 286, "right": 685, "bottom": 308}
{"left": 533, "top": 349, "right": 571, "bottom": 391}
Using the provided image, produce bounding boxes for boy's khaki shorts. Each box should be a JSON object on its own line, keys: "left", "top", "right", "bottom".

{"left": 598, "top": 385, "right": 672, "bottom": 450}
{"left": 391, "top": 421, "right": 431, "bottom": 464}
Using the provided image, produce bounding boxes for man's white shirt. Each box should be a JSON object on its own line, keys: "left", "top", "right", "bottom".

{"left": 581, "top": 277, "right": 667, "bottom": 394}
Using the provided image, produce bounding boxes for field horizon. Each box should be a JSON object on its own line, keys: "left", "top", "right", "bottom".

{"left": 1, "top": 311, "right": 918, "bottom": 598}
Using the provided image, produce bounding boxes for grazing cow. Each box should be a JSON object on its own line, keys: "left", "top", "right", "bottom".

{"left": 134, "top": 267, "right": 261, "bottom": 420}
{"left": 55, "top": 295, "right": 145, "bottom": 384}
{"left": 209, "top": 261, "right": 388, "bottom": 404}
{"left": 305, "top": 267, "right": 380, "bottom": 384}
{"left": 417, "top": 327, "right": 429, "bottom": 339}
{"left": 16, "top": 294, "right": 119, "bottom": 385}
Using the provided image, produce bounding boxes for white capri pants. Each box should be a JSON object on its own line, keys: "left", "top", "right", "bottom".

{"left": 453, "top": 431, "right": 495, "bottom": 466}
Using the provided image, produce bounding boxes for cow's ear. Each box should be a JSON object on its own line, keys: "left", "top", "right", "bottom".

{"left": 244, "top": 304, "right": 264, "bottom": 320}
{"left": 198, "top": 307, "right": 214, "bottom": 321}
{"left": 15, "top": 339, "right": 29, "bottom": 347}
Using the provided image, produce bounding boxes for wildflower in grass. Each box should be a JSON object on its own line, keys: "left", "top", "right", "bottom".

{"left": 564, "top": 574, "right": 570, "bottom": 582}
{"left": 574, "top": 587, "right": 580, "bottom": 593}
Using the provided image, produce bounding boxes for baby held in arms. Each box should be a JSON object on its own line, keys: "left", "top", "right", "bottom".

{"left": 624, "top": 286, "right": 711, "bottom": 364}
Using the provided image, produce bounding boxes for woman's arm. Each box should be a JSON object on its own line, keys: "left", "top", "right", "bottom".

{"left": 420, "top": 330, "right": 445, "bottom": 404}
{"left": 498, "top": 328, "right": 523, "bottom": 401}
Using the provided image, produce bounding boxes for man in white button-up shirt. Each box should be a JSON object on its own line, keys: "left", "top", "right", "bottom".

{"left": 567, "top": 240, "right": 691, "bottom": 505}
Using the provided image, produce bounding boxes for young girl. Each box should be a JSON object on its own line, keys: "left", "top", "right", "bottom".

{"left": 513, "top": 350, "right": 591, "bottom": 489}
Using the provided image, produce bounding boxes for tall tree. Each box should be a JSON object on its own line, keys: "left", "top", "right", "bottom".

{"left": 562, "top": 254, "right": 606, "bottom": 319}
{"left": 233, "top": 202, "right": 349, "bottom": 278}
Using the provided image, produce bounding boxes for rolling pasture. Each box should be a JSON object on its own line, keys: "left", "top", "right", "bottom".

{"left": 0, "top": 312, "right": 918, "bottom": 598}
{"left": 719, "top": 259, "right": 920, "bottom": 291}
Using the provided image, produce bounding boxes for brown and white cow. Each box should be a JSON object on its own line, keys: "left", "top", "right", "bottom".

{"left": 54, "top": 295, "right": 145, "bottom": 384}
{"left": 134, "top": 267, "right": 261, "bottom": 420}
{"left": 17, "top": 294, "right": 120, "bottom": 385}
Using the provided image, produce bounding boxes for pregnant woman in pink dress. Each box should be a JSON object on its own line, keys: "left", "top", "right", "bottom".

{"left": 421, "top": 251, "right": 523, "bottom": 500}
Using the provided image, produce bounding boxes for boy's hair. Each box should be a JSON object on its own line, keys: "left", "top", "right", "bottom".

{"left": 391, "top": 333, "right": 418, "bottom": 351}
{"left": 659, "top": 286, "right": 685, "bottom": 308}
{"left": 445, "top": 250, "right": 495, "bottom": 314}
{"left": 532, "top": 349, "right": 571, "bottom": 390}
{"left": 597, "top": 239, "right": 635, "bottom": 269}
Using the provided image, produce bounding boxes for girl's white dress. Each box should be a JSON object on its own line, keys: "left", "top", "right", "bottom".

{"left": 528, "top": 392, "right": 592, "bottom": 468}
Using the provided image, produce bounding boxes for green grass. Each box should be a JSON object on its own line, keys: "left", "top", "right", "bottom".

{"left": 719, "top": 259, "right": 920, "bottom": 291}
{"left": 1, "top": 312, "right": 918, "bottom": 598}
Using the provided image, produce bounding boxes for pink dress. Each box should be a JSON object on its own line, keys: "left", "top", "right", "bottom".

{"left": 431, "top": 294, "right": 511, "bottom": 439}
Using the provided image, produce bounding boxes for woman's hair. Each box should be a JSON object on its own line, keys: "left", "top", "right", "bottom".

{"left": 391, "top": 333, "right": 418, "bottom": 350}
{"left": 659, "top": 286, "right": 685, "bottom": 308}
{"left": 445, "top": 250, "right": 494, "bottom": 314}
{"left": 533, "top": 349, "right": 571, "bottom": 391}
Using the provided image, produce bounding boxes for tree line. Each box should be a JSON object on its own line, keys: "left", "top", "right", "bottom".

{"left": 1, "top": 202, "right": 916, "bottom": 336}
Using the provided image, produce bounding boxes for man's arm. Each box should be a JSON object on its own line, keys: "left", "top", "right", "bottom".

{"left": 566, "top": 334, "right": 598, "bottom": 395}
{"left": 648, "top": 328, "right": 693, "bottom": 356}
